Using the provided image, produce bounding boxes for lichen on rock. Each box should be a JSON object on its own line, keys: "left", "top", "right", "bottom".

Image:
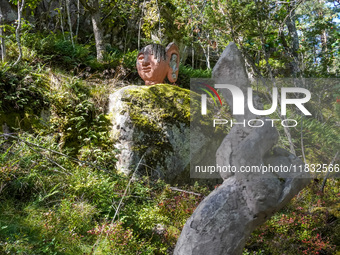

{"left": 108, "top": 84, "right": 192, "bottom": 183}
{"left": 108, "top": 84, "right": 229, "bottom": 184}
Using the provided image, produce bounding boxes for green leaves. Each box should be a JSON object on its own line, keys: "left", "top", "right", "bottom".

{"left": 9, "top": 0, "right": 41, "bottom": 11}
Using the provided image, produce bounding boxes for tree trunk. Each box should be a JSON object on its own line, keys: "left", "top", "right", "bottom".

{"left": 13, "top": 0, "right": 25, "bottom": 67}
{"left": 79, "top": 0, "right": 104, "bottom": 62}
{"left": 59, "top": 0, "right": 66, "bottom": 40}
{"left": 76, "top": 0, "right": 80, "bottom": 40}
{"left": 91, "top": 9, "right": 104, "bottom": 61}
{"left": 191, "top": 42, "right": 194, "bottom": 68}
{"left": 206, "top": 34, "right": 211, "bottom": 69}
{"left": 66, "top": 0, "right": 74, "bottom": 47}
{"left": 0, "top": 6, "right": 5, "bottom": 62}
{"left": 200, "top": 41, "right": 210, "bottom": 70}
{"left": 138, "top": 0, "right": 146, "bottom": 50}
{"left": 286, "top": 6, "right": 300, "bottom": 77}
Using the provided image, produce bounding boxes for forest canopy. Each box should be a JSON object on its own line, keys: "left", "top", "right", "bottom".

{"left": 0, "top": 0, "right": 339, "bottom": 77}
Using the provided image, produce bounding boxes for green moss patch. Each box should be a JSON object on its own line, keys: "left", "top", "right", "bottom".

{"left": 124, "top": 84, "right": 191, "bottom": 131}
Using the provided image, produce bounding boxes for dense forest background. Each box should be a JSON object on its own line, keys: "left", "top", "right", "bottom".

{"left": 1, "top": 0, "right": 340, "bottom": 76}
{"left": 0, "top": 0, "right": 339, "bottom": 254}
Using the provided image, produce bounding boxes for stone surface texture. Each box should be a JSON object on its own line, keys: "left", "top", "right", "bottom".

{"left": 174, "top": 42, "right": 310, "bottom": 255}
{"left": 108, "top": 84, "right": 225, "bottom": 184}
{"left": 108, "top": 85, "right": 189, "bottom": 183}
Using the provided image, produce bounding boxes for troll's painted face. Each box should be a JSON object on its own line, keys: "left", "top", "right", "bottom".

{"left": 136, "top": 43, "right": 179, "bottom": 85}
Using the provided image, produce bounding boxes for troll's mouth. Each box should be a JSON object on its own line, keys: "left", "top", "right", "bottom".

{"left": 142, "top": 67, "right": 151, "bottom": 73}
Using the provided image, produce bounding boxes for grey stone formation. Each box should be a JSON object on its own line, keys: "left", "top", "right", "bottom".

{"left": 174, "top": 42, "right": 310, "bottom": 255}
{"left": 212, "top": 42, "right": 255, "bottom": 121}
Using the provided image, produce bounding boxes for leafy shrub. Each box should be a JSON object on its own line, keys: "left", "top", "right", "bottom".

{"left": 22, "top": 30, "right": 139, "bottom": 76}
{"left": 22, "top": 32, "right": 99, "bottom": 71}
{"left": 48, "top": 76, "right": 116, "bottom": 165}
{"left": 0, "top": 63, "right": 50, "bottom": 130}
{"left": 176, "top": 65, "right": 212, "bottom": 89}
{"left": 275, "top": 115, "right": 340, "bottom": 165}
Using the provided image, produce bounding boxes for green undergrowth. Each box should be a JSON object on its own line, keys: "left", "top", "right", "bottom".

{"left": 3, "top": 24, "right": 139, "bottom": 81}
{"left": 245, "top": 179, "right": 340, "bottom": 255}
{"left": 0, "top": 56, "right": 211, "bottom": 253}
{"left": 0, "top": 133, "right": 210, "bottom": 254}
{"left": 0, "top": 62, "right": 50, "bottom": 131}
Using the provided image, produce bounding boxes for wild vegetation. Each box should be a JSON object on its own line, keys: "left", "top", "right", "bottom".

{"left": 0, "top": 0, "right": 339, "bottom": 254}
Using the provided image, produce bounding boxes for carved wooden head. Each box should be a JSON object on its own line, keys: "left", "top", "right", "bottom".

{"left": 136, "top": 43, "right": 180, "bottom": 85}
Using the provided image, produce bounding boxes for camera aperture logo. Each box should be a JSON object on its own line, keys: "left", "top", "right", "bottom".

{"left": 198, "top": 82, "right": 223, "bottom": 115}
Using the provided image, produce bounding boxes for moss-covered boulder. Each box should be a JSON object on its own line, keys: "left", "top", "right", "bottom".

{"left": 108, "top": 84, "right": 191, "bottom": 183}
{"left": 108, "top": 84, "right": 228, "bottom": 184}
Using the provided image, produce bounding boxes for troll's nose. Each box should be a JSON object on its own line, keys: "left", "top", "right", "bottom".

{"left": 142, "top": 55, "right": 151, "bottom": 65}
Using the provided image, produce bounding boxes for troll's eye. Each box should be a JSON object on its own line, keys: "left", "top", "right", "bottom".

{"left": 138, "top": 55, "right": 144, "bottom": 61}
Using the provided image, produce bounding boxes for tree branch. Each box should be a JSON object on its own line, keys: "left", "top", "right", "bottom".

{"left": 170, "top": 187, "right": 203, "bottom": 197}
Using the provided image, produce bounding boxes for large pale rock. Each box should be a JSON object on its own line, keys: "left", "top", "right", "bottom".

{"left": 108, "top": 85, "right": 189, "bottom": 183}
{"left": 174, "top": 43, "right": 310, "bottom": 255}
{"left": 108, "top": 84, "right": 226, "bottom": 184}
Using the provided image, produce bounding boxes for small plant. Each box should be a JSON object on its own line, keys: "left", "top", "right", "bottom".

{"left": 177, "top": 65, "right": 212, "bottom": 88}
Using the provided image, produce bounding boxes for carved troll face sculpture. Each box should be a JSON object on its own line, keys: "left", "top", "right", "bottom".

{"left": 136, "top": 43, "right": 180, "bottom": 85}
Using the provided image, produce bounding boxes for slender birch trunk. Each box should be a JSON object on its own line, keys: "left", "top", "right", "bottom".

{"left": 13, "top": 0, "right": 25, "bottom": 67}
{"left": 76, "top": 0, "right": 80, "bottom": 41}
{"left": 0, "top": 6, "right": 5, "bottom": 62}
{"left": 91, "top": 9, "right": 104, "bottom": 61}
{"left": 59, "top": 0, "right": 66, "bottom": 40}
{"left": 79, "top": 0, "right": 105, "bottom": 62}
{"left": 66, "top": 0, "right": 74, "bottom": 47}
